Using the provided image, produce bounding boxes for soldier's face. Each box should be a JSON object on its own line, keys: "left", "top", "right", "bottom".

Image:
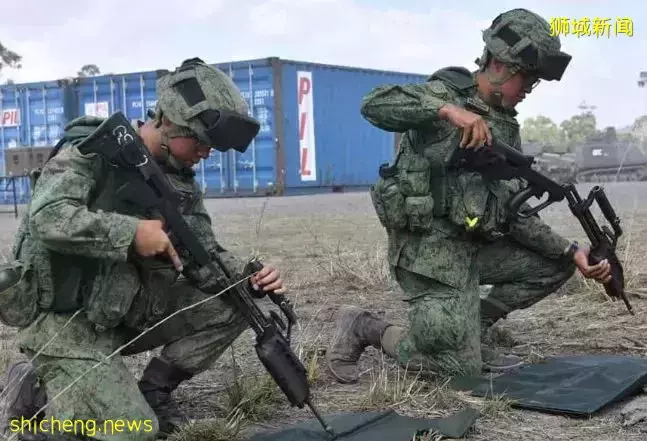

{"left": 487, "top": 61, "right": 539, "bottom": 109}
{"left": 167, "top": 136, "right": 212, "bottom": 166}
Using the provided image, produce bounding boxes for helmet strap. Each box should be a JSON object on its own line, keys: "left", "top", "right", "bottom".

{"left": 159, "top": 134, "right": 187, "bottom": 171}
{"left": 152, "top": 109, "right": 189, "bottom": 170}
{"left": 482, "top": 62, "right": 518, "bottom": 109}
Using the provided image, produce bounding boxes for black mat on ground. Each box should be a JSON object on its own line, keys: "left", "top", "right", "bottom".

{"left": 248, "top": 407, "right": 480, "bottom": 441}
{"left": 451, "top": 355, "right": 647, "bottom": 416}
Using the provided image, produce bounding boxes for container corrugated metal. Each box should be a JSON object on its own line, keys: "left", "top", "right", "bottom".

{"left": 199, "top": 59, "right": 277, "bottom": 195}
{"left": 0, "top": 57, "right": 428, "bottom": 203}
{"left": 207, "top": 57, "right": 428, "bottom": 196}
{"left": 0, "top": 78, "right": 76, "bottom": 204}
{"left": 274, "top": 59, "right": 427, "bottom": 193}
{"left": 74, "top": 69, "right": 166, "bottom": 124}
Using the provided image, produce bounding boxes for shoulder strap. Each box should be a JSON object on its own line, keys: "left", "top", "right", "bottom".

{"left": 47, "top": 116, "right": 108, "bottom": 162}
{"left": 430, "top": 66, "right": 492, "bottom": 116}
{"left": 32, "top": 117, "right": 107, "bottom": 188}
{"left": 45, "top": 137, "right": 69, "bottom": 162}
{"left": 428, "top": 66, "right": 476, "bottom": 95}
{"left": 28, "top": 136, "right": 69, "bottom": 189}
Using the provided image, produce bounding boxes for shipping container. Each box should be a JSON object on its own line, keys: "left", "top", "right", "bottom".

{"left": 0, "top": 57, "right": 429, "bottom": 203}
{"left": 0, "top": 78, "right": 77, "bottom": 204}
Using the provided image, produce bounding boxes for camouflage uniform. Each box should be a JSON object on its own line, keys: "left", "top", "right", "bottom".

{"left": 326, "top": 9, "right": 577, "bottom": 383}
{"left": 0, "top": 59, "right": 260, "bottom": 440}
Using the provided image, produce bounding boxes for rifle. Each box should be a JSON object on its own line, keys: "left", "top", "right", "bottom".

{"left": 75, "top": 111, "right": 336, "bottom": 438}
{"left": 449, "top": 138, "right": 632, "bottom": 315}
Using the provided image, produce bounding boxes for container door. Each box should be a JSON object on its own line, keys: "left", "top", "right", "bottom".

{"left": 0, "top": 82, "right": 70, "bottom": 204}
{"left": 119, "top": 73, "right": 159, "bottom": 122}
{"left": 199, "top": 61, "right": 277, "bottom": 196}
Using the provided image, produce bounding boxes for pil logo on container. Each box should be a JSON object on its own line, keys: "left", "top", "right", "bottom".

{"left": 1, "top": 109, "right": 20, "bottom": 127}
{"left": 298, "top": 71, "right": 317, "bottom": 182}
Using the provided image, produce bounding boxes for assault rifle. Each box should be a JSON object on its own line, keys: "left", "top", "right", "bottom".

{"left": 449, "top": 138, "right": 633, "bottom": 315}
{"left": 75, "top": 111, "right": 336, "bottom": 438}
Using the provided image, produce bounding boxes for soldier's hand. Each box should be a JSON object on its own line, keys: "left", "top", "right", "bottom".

{"left": 572, "top": 247, "right": 612, "bottom": 284}
{"left": 439, "top": 103, "right": 492, "bottom": 149}
{"left": 250, "top": 264, "right": 286, "bottom": 294}
{"left": 133, "top": 220, "right": 183, "bottom": 271}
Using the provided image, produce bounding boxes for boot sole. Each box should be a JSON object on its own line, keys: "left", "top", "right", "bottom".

{"left": 326, "top": 363, "right": 359, "bottom": 384}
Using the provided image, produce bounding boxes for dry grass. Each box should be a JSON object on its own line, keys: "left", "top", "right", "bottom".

{"left": 224, "top": 351, "right": 280, "bottom": 428}
{"left": 168, "top": 419, "right": 244, "bottom": 441}
{"left": 1, "top": 182, "right": 647, "bottom": 441}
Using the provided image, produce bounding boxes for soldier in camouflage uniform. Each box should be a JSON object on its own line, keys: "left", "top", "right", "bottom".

{"left": 0, "top": 58, "right": 285, "bottom": 440}
{"left": 326, "top": 9, "right": 612, "bottom": 383}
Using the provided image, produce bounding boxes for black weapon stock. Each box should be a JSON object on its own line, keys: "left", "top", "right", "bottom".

{"left": 75, "top": 111, "right": 336, "bottom": 437}
{"left": 449, "top": 138, "right": 632, "bottom": 315}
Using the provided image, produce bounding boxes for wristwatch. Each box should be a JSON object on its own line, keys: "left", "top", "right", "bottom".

{"left": 563, "top": 241, "right": 579, "bottom": 260}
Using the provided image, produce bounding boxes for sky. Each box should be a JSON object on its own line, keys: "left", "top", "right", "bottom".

{"left": 1, "top": 0, "right": 645, "bottom": 129}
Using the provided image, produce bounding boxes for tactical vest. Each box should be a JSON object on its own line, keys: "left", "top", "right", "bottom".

{"left": 370, "top": 66, "right": 523, "bottom": 240}
{"left": 0, "top": 120, "right": 202, "bottom": 329}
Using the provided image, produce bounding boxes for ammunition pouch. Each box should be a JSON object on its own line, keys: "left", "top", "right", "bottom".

{"left": 370, "top": 170, "right": 408, "bottom": 231}
{"left": 0, "top": 223, "right": 53, "bottom": 328}
{"left": 404, "top": 195, "right": 435, "bottom": 232}
{"left": 83, "top": 259, "right": 144, "bottom": 329}
{"left": 446, "top": 172, "right": 494, "bottom": 237}
{"left": 0, "top": 260, "right": 39, "bottom": 328}
{"left": 444, "top": 169, "right": 524, "bottom": 240}
{"left": 370, "top": 144, "right": 436, "bottom": 233}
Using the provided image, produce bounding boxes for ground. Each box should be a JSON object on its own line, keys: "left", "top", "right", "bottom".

{"left": 1, "top": 181, "right": 646, "bottom": 441}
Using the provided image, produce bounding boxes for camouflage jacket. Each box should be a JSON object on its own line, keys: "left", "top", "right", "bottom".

{"left": 363, "top": 66, "right": 571, "bottom": 287}
{"left": 18, "top": 115, "right": 244, "bottom": 329}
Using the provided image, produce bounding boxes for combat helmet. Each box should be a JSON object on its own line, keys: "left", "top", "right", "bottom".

{"left": 153, "top": 57, "right": 260, "bottom": 153}
{"left": 477, "top": 8, "right": 572, "bottom": 82}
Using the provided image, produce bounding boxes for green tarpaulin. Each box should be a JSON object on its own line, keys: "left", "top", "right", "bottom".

{"left": 451, "top": 355, "right": 647, "bottom": 416}
{"left": 249, "top": 408, "right": 480, "bottom": 441}
{"left": 247, "top": 355, "right": 647, "bottom": 441}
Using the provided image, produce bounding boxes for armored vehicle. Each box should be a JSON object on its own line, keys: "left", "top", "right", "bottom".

{"left": 533, "top": 152, "right": 578, "bottom": 184}
{"left": 575, "top": 138, "right": 647, "bottom": 183}
{"left": 522, "top": 142, "right": 577, "bottom": 184}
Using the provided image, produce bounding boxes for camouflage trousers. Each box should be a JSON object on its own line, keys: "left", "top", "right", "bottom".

{"left": 13, "top": 277, "right": 249, "bottom": 441}
{"left": 390, "top": 235, "right": 576, "bottom": 378}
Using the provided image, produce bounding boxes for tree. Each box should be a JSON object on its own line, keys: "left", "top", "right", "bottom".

{"left": 77, "top": 64, "right": 101, "bottom": 77}
{"left": 520, "top": 102, "right": 599, "bottom": 154}
{"left": 0, "top": 42, "right": 22, "bottom": 72}
{"left": 521, "top": 115, "right": 562, "bottom": 145}
{"left": 628, "top": 115, "right": 647, "bottom": 152}
{"left": 520, "top": 115, "right": 572, "bottom": 153}
{"left": 559, "top": 107, "right": 597, "bottom": 151}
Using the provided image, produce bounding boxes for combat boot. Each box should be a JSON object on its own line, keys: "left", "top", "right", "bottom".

{"left": 480, "top": 317, "right": 523, "bottom": 372}
{"left": 326, "top": 305, "right": 393, "bottom": 384}
{"left": 137, "top": 357, "right": 193, "bottom": 438}
{"left": 480, "top": 293, "right": 523, "bottom": 373}
{"left": 0, "top": 361, "right": 48, "bottom": 441}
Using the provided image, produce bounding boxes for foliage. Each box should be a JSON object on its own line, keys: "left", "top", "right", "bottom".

{"left": 0, "top": 41, "right": 21, "bottom": 84}
{"left": 0, "top": 42, "right": 21, "bottom": 72}
{"left": 521, "top": 103, "right": 647, "bottom": 154}
{"left": 77, "top": 64, "right": 101, "bottom": 77}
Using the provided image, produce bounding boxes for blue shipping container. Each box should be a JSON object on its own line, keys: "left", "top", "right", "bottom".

{"left": 0, "top": 78, "right": 77, "bottom": 204}
{"left": 0, "top": 57, "right": 428, "bottom": 202}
